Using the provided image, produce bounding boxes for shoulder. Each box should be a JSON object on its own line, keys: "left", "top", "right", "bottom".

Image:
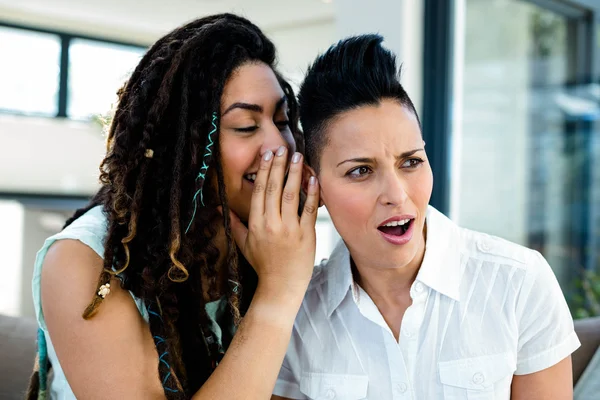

{"left": 40, "top": 206, "right": 111, "bottom": 317}
{"left": 41, "top": 239, "right": 125, "bottom": 323}
{"left": 456, "top": 226, "right": 556, "bottom": 303}
{"left": 39, "top": 207, "right": 136, "bottom": 328}
{"left": 459, "top": 226, "right": 542, "bottom": 270}
{"left": 56, "top": 206, "right": 108, "bottom": 255}
{"left": 42, "top": 239, "right": 104, "bottom": 287}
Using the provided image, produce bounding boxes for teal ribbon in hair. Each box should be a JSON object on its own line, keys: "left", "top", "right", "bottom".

{"left": 185, "top": 113, "right": 217, "bottom": 234}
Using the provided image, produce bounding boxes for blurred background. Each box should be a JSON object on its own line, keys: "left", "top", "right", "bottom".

{"left": 0, "top": 0, "right": 598, "bottom": 322}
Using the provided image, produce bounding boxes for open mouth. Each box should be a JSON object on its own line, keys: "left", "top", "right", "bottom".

{"left": 244, "top": 173, "right": 257, "bottom": 184}
{"left": 243, "top": 170, "right": 290, "bottom": 185}
{"left": 377, "top": 218, "right": 414, "bottom": 237}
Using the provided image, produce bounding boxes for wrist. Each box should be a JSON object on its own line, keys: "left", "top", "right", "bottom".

{"left": 247, "top": 279, "right": 308, "bottom": 325}
{"left": 256, "top": 276, "right": 309, "bottom": 305}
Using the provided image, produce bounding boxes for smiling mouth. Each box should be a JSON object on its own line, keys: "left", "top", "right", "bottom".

{"left": 377, "top": 218, "right": 414, "bottom": 236}
{"left": 244, "top": 173, "right": 257, "bottom": 183}
{"left": 243, "top": 170, "right": 290, "bottom": 185}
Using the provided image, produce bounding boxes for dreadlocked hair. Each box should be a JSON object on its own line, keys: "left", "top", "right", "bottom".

{"left": 26, "top": 13, "right": 300, "bottom": 400}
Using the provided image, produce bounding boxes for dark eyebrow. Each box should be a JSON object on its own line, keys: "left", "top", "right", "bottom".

{"left": 336, "top": 148, "right": 424, "bottom": 168}
{"left": 222, "top": 102, "right": 263, "bottom": 116}
{"left": 222, "top": 96, "right": 287, "bottom": 117}
{"left": 337, "top": 157, "right": 373, "bottom": 168}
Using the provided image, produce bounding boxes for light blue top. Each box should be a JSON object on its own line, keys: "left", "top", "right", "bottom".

{"left": 31, "top": 206, "right": 149, "bottom": 399}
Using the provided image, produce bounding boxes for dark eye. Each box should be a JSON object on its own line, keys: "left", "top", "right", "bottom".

{"left": 347, "top": 166, "right": 372, "bottom": 178}
{"left": 402, "top": 158, "right": 424, "bottom": 168}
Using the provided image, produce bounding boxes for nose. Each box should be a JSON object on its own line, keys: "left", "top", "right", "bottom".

{"left": 378, "top": 169, "right": 409, "bottom": 207}
{"left": 259, "top": 123, "right": 291, "bottom": 157}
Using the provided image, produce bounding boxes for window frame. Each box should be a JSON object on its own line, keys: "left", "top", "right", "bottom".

{"left": 0, "top": 21, "right": 147, "bottom": 118}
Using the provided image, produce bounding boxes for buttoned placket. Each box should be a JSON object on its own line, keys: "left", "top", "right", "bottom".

{"left": 378, "top": 280, "right": 428, "bottom": 400}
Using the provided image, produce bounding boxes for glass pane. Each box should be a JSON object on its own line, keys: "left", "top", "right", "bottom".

{"left": 0, "top": 27, "right": 61, "bottom": 116}
{"left": 454, "top": 0, "right": 600, "bottom": 317}
{"left": 68, "top": 39, "right": 146, "bottom": 119}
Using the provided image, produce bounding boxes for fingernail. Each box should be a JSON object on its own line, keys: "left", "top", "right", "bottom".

{"left": 263, "top": 150, "right": 273, "bottom": 161}
{"left": 276, "top": 146, "right": 286, "bottom": 157}
{"left": 309, "top": 176, "right": 317, "bottom": 186}
{"left": 292, "top": 152, "right": 302, "bottom": 164}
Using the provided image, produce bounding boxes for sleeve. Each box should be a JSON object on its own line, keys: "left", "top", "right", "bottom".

{"left": 272, "top": 330, "right": 307, "bottom": 399}
{"left": 514, "top": 251, "right": 581, "bottom": 375}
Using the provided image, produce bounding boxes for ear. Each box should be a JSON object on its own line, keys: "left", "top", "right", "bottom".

{"left": 302, "top": 164, "right": 324, "bottom": 207}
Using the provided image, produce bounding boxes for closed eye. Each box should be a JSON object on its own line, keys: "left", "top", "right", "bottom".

{"left": 234, "top": 126, "right": 258, "bottom": 133}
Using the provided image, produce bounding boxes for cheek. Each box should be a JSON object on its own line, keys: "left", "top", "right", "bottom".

{"left": 407, "top": 167, "right": 434, "bottom": 209}
{"left": 323, "top": 183, "right": 373, "bottom": 236}
{"left": 220, "top": 138, "right": 257, "bottom": 177}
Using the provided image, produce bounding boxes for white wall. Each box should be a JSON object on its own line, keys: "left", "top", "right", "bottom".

{"left": 0, "top": 115, "right": 105, "bottom": 196}
{"left": 267, "top": 18, "right": 336, "bottom": 89}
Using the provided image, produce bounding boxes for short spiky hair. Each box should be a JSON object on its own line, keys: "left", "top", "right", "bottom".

{"left": 299, "top": 34, "right": 420, "bottom": 172}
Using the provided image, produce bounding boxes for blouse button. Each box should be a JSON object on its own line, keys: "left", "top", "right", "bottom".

{"left": 472, "top": 372, "right": 485, "bottom": 385}
{"left": 396, "top": 382, "right": 408, "bottom": 393}
{"left": 415, "top": 282, "right": 425, "bottom": 293}
{"left": 478, "top": 240, "right": 491, "bottom": 252}
{"left": 325, "top": 389, "right": 336, "bottom": 399}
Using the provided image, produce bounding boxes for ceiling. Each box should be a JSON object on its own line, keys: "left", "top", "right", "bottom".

{"left": 0, "top": 0, "right": 335, "bottom": 41}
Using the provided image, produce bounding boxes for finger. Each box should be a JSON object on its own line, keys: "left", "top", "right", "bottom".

{"left": 281, "top": 152, "right": 303, "bottom": 224}
{"left": 265, "top": 145, "right": 288, "bottom": 220}
{"left": 300, "top": 175, "right": 320, "bottom": 230}
{"left": 249, "top": 149, "right": 274, "bottom": 224}
{"left": 228, "top": 209, "right": 249, "bottom": 252}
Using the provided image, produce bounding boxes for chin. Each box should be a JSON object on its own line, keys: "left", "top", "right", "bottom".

{"left": 380, "top": 243, "right": 419, "bottom": 267}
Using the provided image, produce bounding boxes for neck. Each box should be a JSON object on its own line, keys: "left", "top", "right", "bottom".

{"left": 352, "top": 224, "right": 427, "bottom": 308}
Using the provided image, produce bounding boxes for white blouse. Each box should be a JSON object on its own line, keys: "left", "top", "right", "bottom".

{"left": 273, "top": 206, "right": 580, "bottom": 399}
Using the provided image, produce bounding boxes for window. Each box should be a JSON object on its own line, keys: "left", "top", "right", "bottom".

{"left": 68, "top": 39, "right": 145, "bottom": 119}
{"left": 451, "top": 0, "right": 599, "bottom": 301}
{"left": 0, "top": 26, "right": 61, "bottom": 116}
{"left": 0, "top": 24, "right": 146, "bottom": 119}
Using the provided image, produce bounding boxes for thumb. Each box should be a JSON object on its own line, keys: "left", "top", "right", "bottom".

{"left": 228, "top": 209, "right": 248, "bottom": 250}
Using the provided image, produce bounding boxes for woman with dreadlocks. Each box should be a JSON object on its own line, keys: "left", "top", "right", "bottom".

{"left": 28, "top": 13, "right": 320, "bottom": 399}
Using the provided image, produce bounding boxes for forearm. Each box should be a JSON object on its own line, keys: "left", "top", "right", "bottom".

{"left": 191, "top": 282, "right": 305, "bottom": 400}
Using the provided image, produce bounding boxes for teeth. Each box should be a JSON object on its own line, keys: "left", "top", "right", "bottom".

{"left": 245, "top": 174, "right": 257, "bottom": 182}
{"left": 382, "top": 219, "right": 411, "bottom": 227}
